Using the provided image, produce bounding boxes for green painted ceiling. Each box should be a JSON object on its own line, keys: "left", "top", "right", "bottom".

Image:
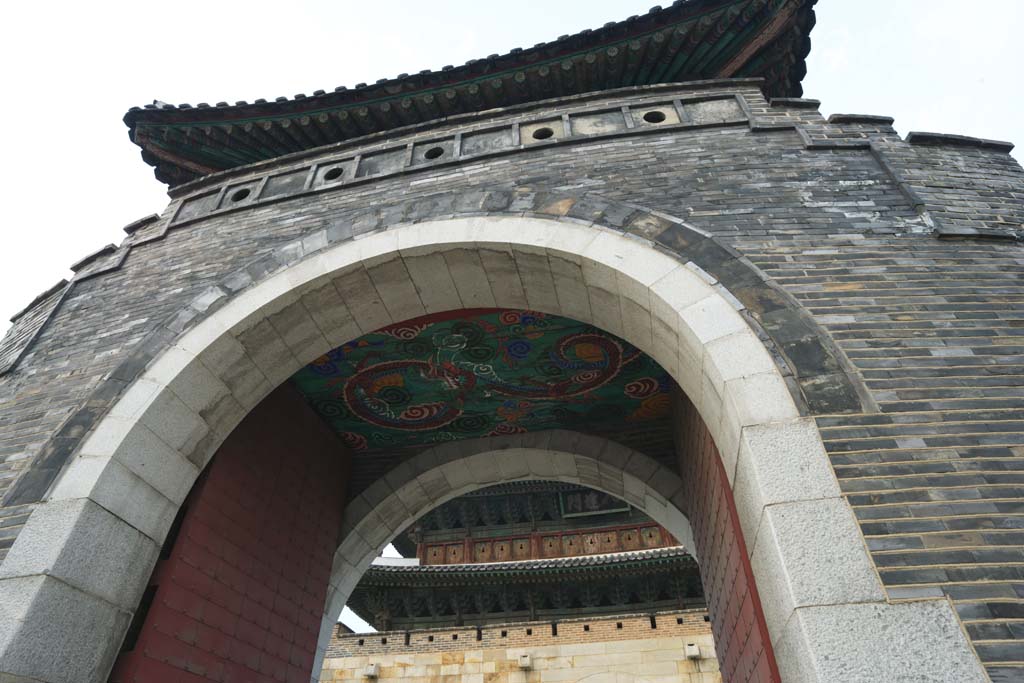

{"left": 291, "top": 309, "right": 674, "bottom": 455}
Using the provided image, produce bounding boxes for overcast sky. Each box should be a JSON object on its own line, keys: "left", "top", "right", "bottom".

{"left": 0, "top": 0, "right": 1020, "bottom": 633}
{"left": 0, "top": 1, "right": 1021, "bottom": 334}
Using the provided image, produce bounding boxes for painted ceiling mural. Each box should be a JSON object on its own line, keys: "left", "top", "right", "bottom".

{"left": 291, "top": 309, "right": 674, "bottom": 454}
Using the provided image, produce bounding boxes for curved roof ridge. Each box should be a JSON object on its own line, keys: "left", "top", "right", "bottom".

{"left": 124, "top": 0, "right": 816, "bottom": 185}
{"left": 367, "top": 545, "right": 693, "bottom": 575}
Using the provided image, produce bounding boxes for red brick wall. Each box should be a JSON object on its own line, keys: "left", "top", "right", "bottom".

{"left": 110, "top": 386, "right": 350, "bottom": 683}
{"left": 675, "top": 393, "right": 780, "bottom": 683}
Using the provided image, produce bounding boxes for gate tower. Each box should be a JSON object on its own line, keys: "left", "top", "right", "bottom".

{"left": 1, "top": 2, "right": 1022, "bottom": 682}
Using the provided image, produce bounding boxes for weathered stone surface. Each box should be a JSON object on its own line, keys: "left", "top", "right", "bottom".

{"left": 0, "top": 498, "right": 158, "bottom": 611}
{"left": 0, "top": 575, "right": 130, "bottom": 683}
{"left": 774, "top": 601, "right": 988, "bottom": 683}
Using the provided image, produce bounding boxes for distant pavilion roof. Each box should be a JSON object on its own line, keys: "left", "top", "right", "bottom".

{"left": 362, "top": 546, "right": 695, "bottom": 585}
{"left": 125, "top": 0, "right": 816, "bottom": 186}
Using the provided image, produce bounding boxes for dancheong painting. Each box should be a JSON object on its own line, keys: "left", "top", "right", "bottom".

{"left": 291, "top": 309, "right": 674, "bottom": 453}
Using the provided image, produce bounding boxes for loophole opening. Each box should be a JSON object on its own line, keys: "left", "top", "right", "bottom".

{"left": 532, "top": 127, "right": 555, "bottom": 140}
{"left": 643, "top": 110, "right": 667, "bottom": 124}
{"left": 230, "top": 188, "right": 251, "bottom": 202}
{"left": 424, "top": 146, "right": 445, "bottom": 160}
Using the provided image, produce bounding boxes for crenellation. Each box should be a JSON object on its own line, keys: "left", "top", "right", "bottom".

{"left": 322, "top": 611, "right": 720, "bottom": 683}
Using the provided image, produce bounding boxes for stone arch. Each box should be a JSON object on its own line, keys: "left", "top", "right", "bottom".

{"left": 316, "top": 431, "right": 697, "bottom": 676}
{"left": 330, "top": 431, "right": 696, "bottom": 603}
{"left": 0, "top": 215, "right": 984, "bottom": 683}
{"left": 0, "top": 188, "right": 866, "bottom": 510}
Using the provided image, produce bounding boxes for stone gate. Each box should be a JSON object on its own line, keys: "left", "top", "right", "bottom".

{"left": 1, "top": 2, "right": 1022, "bottom": 682}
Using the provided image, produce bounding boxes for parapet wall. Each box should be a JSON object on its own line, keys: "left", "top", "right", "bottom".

{"left": 321, "top": 609, "right": 719, "bottom": 682}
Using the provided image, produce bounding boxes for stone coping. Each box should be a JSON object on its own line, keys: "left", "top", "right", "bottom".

{"left": 906, "top": 131, "right": 1015, "bottom": 153}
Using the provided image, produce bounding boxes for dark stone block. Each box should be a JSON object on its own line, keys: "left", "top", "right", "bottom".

{"left": 508, "top": 191, "right": 538, "bottom": 213}
{"left": 350, "top": 209, "right": 382, "bottom": 236}
{"left": 992, "top": 603, "right": 1024, "bottom": 619}
{"left": 378, "top": 203, "right": 407, "bottom": 227}
{"left": 480, "top": 190, "right": 513, "bottom": 212}
{"left": 566, "top": 197, "right": 610, "bottom": 223}
{"left": 245, "top": 254, "right": 280, "bottom": 283}
{"left": 408, "top": 193, "right": 457, "bottom": 221}
{"left": 710, "top": 256, "right": 763, "bottom": 292}
{"left": 906, "top": 131, "right": 1014, "bottom": 153}
{"left": 626, "top": 213, "right": 673, "bottom": 241}
{"left": 730, "top": 282, "right": 791, "bottom": 317}
{"left": 530, "top": 193, "right": 576, "bottom": 217}
{"left": 782, "top": 337, "right": 841, "bottom": 376}
{"left": 597, "top": 202, "right": 639, "bottom": 230}
{"left": 223, "top": 268, "right": 254, "bottom": 293}
{"left": 987, "top": 666, "right": 1024, "bottom": 683}
{"left": 272, "top": 241, "right": 305, "bottom": 269}
{"left": 828, "top": 114, "right": 895, "bottom": 126}
{"left": 975, "top": 642, "right": 1024, "bottom": 663}
{"left": 454, "top": 190, "right": 489, "bottom": 214}
{"left": 760, "top": 308, "right": 817, "bottom": 344}
{"left": 653, "top": 223, "right": 703, "bottom": 253}
{"left": 799, "top": 373, "right": 861, "bottom": 414}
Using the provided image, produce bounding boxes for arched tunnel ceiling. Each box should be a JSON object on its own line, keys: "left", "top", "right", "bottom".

{"left": 290, "top": 309, "right": 675, "bottom": 462}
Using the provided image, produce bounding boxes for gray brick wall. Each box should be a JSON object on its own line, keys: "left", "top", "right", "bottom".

{"left": 0, "top": 81, "right": 1021, "bottom": 678}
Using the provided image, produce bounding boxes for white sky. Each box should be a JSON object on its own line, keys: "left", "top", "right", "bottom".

{"left": 0, "top": 1, "right": 1021, "bottom": 334}
{"left": 0, "top": 0, "right": 1020, "bottom": 634}
{"left": 340, "top": 543, "right": 402, "bottom": 633}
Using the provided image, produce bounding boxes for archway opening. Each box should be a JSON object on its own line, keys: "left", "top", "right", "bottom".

{"left": 326, "top": 479, "right": 715, "bottom": 681}
{"left": 343, "top": 480, "right": 703, "bottom": 632}
{"left": 6, "top": 216, "right": 911, "bottom": 683}
{"left": 107, "top": 305, "right": 776, "bottom": 683}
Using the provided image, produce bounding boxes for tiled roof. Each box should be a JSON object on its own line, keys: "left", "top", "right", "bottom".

{"left": 125, "top": 0, "right": 816, "bottom": 185}
{"left": 362, "top": 546, "right": 695, "bottom": 584}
